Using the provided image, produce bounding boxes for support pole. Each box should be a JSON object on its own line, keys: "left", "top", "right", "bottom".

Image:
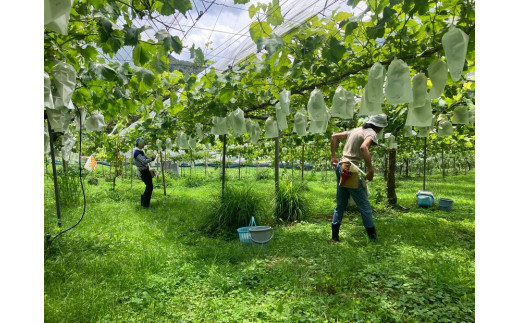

{"left": 222, "top": 134, "right": 227, "bottom": 196}
{"left": 161, "top": 151, "right": 166, "bottom": 196}
{"left": 45, "top": 115, "right": 62, "bottom": 228}
{"left": 301, "top": 142, "right": 305, "bottom": 181}
{"left": 442, "top": 146, "right": 445, "bottom": 179}
{"left": 275, "top": 135, "right": 280, "bottom": 194}
{"left": 156, "top": 162, "right": 160, "bottom": 184}
{"left": 238, "top": 153, "right": 241, "bottom": 180}
{"left": 423, "top": 137, "right": 427, "bottom": 191}
{"left": 387, "top": 148, "right": 397, "bottom": 204}
{"left": 325, "top": 159, "right": 327, "bottom": 181}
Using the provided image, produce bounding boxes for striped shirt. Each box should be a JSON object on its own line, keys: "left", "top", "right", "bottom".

{"left": 133, "top": 148, "right": 155, "bottom": 171}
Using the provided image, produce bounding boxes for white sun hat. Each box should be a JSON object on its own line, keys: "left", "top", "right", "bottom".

{"left": 367, "top": 114, "right": 388, "bottom": 128}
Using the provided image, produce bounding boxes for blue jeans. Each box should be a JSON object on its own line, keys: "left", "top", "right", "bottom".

{"left": 332, "top": 163, "right": 374, "bottom": 228}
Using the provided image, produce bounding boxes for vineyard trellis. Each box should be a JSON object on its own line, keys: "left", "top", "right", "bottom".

{"left": 43, "top": 0, "right": 475, "bottom": 237}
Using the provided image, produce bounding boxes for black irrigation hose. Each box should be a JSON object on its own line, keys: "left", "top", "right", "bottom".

{"left": 46, "top": 107, "right": 87, "bottom": 246}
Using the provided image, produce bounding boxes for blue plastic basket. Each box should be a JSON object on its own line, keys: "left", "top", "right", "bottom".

{"left": 416, "top": 191, "right": 435, "bottom": 207}
{"left": 237, "top": 217, "right": 257, "bottom": 243}
{"left": 438, "top": 198, "right": 454, "bottom": 211}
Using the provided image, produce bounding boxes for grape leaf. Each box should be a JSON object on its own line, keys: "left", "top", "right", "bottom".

{"left": 347, "top": 0, "right": 361, "bottom": 8}
{"left": 81, "top": 45, "right": 99, "bottom": 62}
{"left": 344, "top": 21, "right": 358, "bottom": 37}
{"left": 248, "top": 4, "right": 259, "bottom": 19}
{"left": 90, "top": 63, "right": 118, "bottom": 81}
{"left": 266, "top": 0, "right": 283, "bottom": 26}
{"left": 414, "top": 0, "right": 429, "bottom": 15}
{"left": 257, "top": 33, "right": 283, "bottom": 59}
{"left": 219, "top": 86, "right": 234, "bottom": 103}
{"left": 189, "top": 45, "right": 205, "bottom": 66}
{"left": 160, "top": 0, "right": 192, "bottom": 16}
{"left": 132, "top": 43, "right": 152, "bottom": 66}
{"left": 157, "top": 30, "right": 183, "bottom": 54}
{"left": 134, "top": 67, "right": 155, "bottom": 86}
{"left": 164, "top": 35, "right": 183, "bottom": 54}
{"left": 151, "top": 55, "right": 170, "bottom": 73}
{"left": 123, "top": 25, "right": 140, "bottom": 46}
{"left": 249, "top": 21, "right": 272, "bottom": 43}
{"left": 322, "top": 37, "right": 345, "bottom": 63}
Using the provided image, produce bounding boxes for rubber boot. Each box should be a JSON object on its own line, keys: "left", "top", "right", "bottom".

{"left": 143, "top": 196, "right": 150, "bottom": 209}
{"left": 331, "top": 223, "right": 341, "bottom": 242}
{"left": 365, "top": 226, "right": 377, "bottom": 241}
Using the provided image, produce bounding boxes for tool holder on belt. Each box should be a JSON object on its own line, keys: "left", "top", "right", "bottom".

{"left": 339, "top": 160, "right": 366, "bottom": 189}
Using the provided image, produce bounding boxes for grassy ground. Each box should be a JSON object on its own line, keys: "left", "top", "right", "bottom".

{"left": 44, "top": 166, "right": 475, "bottom": 322}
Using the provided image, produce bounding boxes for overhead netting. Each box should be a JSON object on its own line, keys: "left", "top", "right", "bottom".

{"left": 106, "top": 0, "right": 350, "bottom": 70}
{"left": 203, "top": 0, "right": 346, "bottom": 71}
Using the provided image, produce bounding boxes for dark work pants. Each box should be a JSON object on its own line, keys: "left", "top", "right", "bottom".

{"left": 140, "top": 169, "right": 154, "bottom": 207}
{"left": 332, "top": 164, "right": 374, "bottom": 228}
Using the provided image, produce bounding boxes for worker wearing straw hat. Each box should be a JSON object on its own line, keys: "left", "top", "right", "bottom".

{"left": 330, "top": 114, "right": 388, "bottom": 242}
{"left": 134, "top": 138, "right": 157, "bottom": 208}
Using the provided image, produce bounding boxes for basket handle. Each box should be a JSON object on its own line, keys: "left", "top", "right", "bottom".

{"left": 249, "top": 216, "right": 257, "bottom": 227}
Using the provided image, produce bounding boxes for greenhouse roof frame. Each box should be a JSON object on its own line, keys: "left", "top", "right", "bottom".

{"left": 109, "top": 0, "right": 368, "bottom": 72}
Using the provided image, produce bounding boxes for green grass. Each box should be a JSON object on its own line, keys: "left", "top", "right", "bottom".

{"left": 44, "top": 167, "right": 474, "bottom": 322}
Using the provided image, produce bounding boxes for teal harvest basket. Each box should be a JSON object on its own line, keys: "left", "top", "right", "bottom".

{"left": 438, "top": 198, "right": 454, "bottom": 211}
{"left": 237, "top": 217, "right": 257, "bottom": 243}
{"left": 416, "top": 191, "right": 435, "bottom": 207}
